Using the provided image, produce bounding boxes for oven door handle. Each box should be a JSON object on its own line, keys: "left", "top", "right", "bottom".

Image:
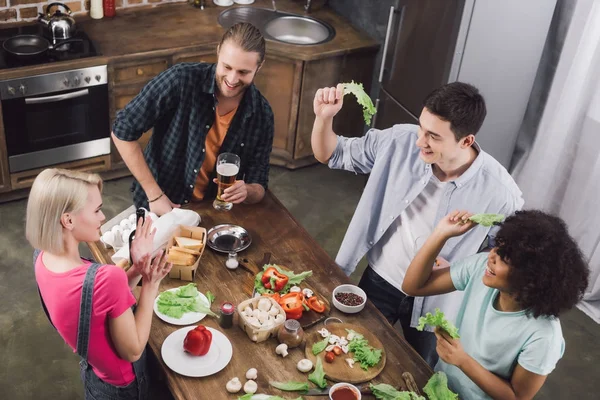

{"left": 24, "top": 89, "right": 89, "bottom": 105}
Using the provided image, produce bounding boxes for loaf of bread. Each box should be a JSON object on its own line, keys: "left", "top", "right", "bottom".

{"left": 167, "top": 247, "right": 197, "bottom": 266}
{"left": 174, "top": 236, "right": 204, "bottom": 251}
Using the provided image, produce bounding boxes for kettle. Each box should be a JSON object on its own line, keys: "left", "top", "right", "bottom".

{"left": 38, "top": 3, "right": 76, "bottom": 42}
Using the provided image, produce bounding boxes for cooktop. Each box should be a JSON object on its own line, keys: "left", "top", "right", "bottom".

{"left": 0, "top": 24, "right": 97, "bottom": 70}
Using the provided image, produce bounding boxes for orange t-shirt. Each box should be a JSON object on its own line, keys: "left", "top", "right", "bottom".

{"left": 193, "top": 106, "right": 238, "bottom": 200}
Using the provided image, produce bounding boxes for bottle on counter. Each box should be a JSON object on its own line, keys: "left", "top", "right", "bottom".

{"left": 219, "top": 302, "right": 235, "bottom": 329}
{"left": 277, "top": 319, "right": 305, "bottom": 348}
{"left": 90, "top": 0, "right": 103, "bottom": 19}
{"left": 103, "top": 0, "right": 116, "bottom": 18}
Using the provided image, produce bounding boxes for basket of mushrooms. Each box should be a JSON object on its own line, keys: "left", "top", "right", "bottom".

{"left": 237, "top": 296, "right": 286, "bottom": 342}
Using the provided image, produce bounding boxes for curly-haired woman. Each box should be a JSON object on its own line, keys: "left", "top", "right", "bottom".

{"left": 403, "top": 210, "right": 589, "bottom": 400}
{"left": 26, "top": 168, "right": 172, "bottom": 400}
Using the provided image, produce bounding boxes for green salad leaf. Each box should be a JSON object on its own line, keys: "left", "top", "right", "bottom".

{"left": 342, "top": 81, "right": 377, "bottom": 125}
{"left": 348, "top": 335, "right": 382, "bottom": 371}
{"left": 416, "top": 308, "right": 460, "bottom": 339}
{"left": 205, "top": 291, "right": 215, "bottom": 305}
{"left": 312, "top": 336, "right": 330, "bottom": 355}
{"left": 269, "top": 381, "right": 310, "bottom": 392}
{"left": 254, "top": 264, "right": 313, "bottom": 295}
{"left": 308, "top": 358, "right": 327, "bottom": 389}
{"left": 156, "top": 285, "right": 217, "bottom": 319}
{"left": 177, "top": 283, "right": 199, "bottom": 298}
{"left": 469, "top": 213, "right": 505, "bottom": 227}
{"left": 423, "top": 372, "right": 458, "bottom": 400}
{"left": 369, "top": 383, "right": 425, "bottom": 400}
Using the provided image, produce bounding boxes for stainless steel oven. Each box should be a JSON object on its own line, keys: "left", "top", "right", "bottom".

{"left": 0, "top": 65, "right": 109, "bottom": 173}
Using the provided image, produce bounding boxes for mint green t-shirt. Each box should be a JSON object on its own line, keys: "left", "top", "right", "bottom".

{"left": 435, "top": 253, "right": 565, "bottom": 400}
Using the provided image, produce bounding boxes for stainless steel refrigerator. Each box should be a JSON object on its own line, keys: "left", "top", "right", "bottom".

{"left": 374, "top": 0, "right": 557, "bottom": 168}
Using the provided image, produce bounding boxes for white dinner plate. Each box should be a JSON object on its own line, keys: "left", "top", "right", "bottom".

{"left": 154, "top": 288, "right": 210, "bottom": 326}
{"left": 161, "top": 326, "right": 233, "bottom": 377}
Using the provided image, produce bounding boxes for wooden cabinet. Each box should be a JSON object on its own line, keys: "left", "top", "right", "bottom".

{"left": 0, "top": 104, "right": 10, "bottom": 193}
{"left": 112, "top": 58, "right": 169, "bottom": 86}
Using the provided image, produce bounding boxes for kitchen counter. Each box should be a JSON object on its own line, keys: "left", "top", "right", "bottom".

{"left": 0, "top": 1, "right": 378, "bottom": 81}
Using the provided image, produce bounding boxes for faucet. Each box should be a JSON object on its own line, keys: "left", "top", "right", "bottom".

{"left": 305, "top": 0, "right": 312, "bottom": 13}
{"left": 272, "top": 0, "right": 277, "bottom": 12}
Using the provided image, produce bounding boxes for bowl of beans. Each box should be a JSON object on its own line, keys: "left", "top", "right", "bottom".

{"left": 332, "top": 284, "right": 367, "bottom": 314}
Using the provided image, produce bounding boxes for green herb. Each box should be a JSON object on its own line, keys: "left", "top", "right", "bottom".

{"left": 312, "top": 336, "right": 330, "bottom": 355}
{"left": 348, "top": 336, "right": 382, "bottom": 371}
{"left": 156, "top": 285, "right": 217, "bottom": 319}
{"left": 423, "top": 372, "right": 458, "bottom": 400}
{"left": 416, "top": 308, "right": 460, "bottom": 339}
{"left": 255, "top": 264, "right": 313, "bottom": 295}
{"left": 369, "top": 383, "right": 425, "bottom": 400}
{"left": 176, "top": 283, "right": 199, "bottom": 298}
{"left": 239, "top": 395, "right": 303, "bottom": 400}
{"left": 205, "top": 291, "right": 215, "bottom": 305}
{"left": 269, "top": 381, "right": 310, "bottom": 392}
{"left": 308, "top": 357, "right": 327, "bottom": 389}
{"left": 342, "top": 81, "right": 377, "bottom": 125}
{"left": 469, "top": 213, "right": 505, "bottom": 227}
{"left": 345, "top": 328, "right": 364, "bottom": 340}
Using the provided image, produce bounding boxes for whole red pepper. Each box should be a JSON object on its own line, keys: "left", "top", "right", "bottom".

{"left": 261, "top": 267, "right": 289, "bottom": 291}
{"left": 183, "top": 325, "right": 212, "bottom": 356}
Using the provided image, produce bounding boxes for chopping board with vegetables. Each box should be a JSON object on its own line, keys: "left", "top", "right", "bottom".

{"left": 240, "top": 256, "right": 331, "bottom": 329}
{"left": 305, "top": 323, "right": 386, "bottom": 384}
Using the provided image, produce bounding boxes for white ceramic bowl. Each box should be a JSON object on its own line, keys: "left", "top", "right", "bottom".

{"left": 332, "top": 284, "right": 367, "bottom": 314}
{"left": 329, "top": 382, "right": 362, "bottom": 400}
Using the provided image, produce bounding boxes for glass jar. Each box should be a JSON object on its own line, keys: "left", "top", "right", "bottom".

{"left": 219, "top": 302, "right": 235, "bottom": 329}
{"left": 277, "top": 319, "right": 304, "bottom": 348}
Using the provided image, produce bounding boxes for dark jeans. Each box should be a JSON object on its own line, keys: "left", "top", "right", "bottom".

{"left": 358, "top": 266, "right": 439, "bottom": 368}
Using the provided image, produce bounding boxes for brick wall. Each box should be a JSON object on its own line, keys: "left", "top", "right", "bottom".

{"left": 0, "top": 0, "right": 188, "bottom": 23}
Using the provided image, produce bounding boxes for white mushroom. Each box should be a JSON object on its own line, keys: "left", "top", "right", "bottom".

{"left": 318, "top": 328, "right": 330, "bottom": 338}
{"left": 262, "top": 319, "right": 274, "bottom": 330}
{"left": 252, "top": 308, "right": 260, "bottom": 319}
{"left": 268, "top": 306, "right": 280, "bottom": 316}
{"left": 243, "top": 380, "right": 258, "bottom": 394}
{"left": 257, "top": 310, "right": 269, "bottom": 324}
{"left": 245, "top": 368, "right": 258, "bottom": 380}
{"left": 246, "top": 317, "right": 260, "bottom": 327}
{"left": 254, "top": 292, "right": 262, "bottom": 298}
{"left": 275, "top": 343, "right": 289, "bottom": 357}
{"left": 328, "top": 335, "right": 340, "bottom": 345}
{"left": 274, "top": 314, "right": 286, "bottom": 324}
{"left": 345, "top": 358, "right": 355, "bottom": 369}
{"left": 302, "top": 288, "right": 313, "bottom": 298}
{"left": 244, "top": 306, "right": 253, "bottom": 317}
{"left": 257, "top": 298, "right": 272, "bottom": 312}
{"left": 341, "top": 345, "right": 349, "bottom": 354}
{"left": 297, "top": 359, "right": 313, "bottom": 373}
{"left": 289, "top": 286, "right": 301, "bottom": 293}
{"left": 325, "top": 345, "right": 336, "bottom": 352}
{"left": 346, "top": 331, "right": 356, "bottom": 341}
{"left": 338, "top": 337, "right": 349, "bottom": 346}
{"left": 226, "top": 377, "right": 242, "bottom": 393}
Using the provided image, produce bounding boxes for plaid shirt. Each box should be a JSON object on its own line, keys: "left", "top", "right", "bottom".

{"left": 112, "top": 63, "right": 274, "bottom": 209}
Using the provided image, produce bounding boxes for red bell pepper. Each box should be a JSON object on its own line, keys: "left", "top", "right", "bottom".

{"left": 183, "top": 325, "right": 212, "bottom": 356}
{"left": 279, "top": 292, "right": 304, "bottom": 320}
{"left": 306, "top": 296, "right": 326, "bottom": 313}
{"left": 261, "top": 267, "right": 289, "bottom": 291}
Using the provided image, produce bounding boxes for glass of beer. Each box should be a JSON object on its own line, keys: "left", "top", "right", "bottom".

{"left": 213, "top": 152, "right": 240, "bottom": 211}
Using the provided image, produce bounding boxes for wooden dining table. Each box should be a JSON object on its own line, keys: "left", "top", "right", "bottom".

{"left": 87, "top": 191, "right": 433, "bottom": 399}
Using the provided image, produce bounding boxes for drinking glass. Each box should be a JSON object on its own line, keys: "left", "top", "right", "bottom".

{"left": 213, "top": 152, "right": 240, "bottom": 211}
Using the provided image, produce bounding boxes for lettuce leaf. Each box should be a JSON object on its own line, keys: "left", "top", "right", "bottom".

{"left": 177, "top": 283, "right": 199, "bottom": 297}
{"left": 308, "top": 358, "right": 327, "bottom": 389}
{"left": 469, "top": 213, "right": 505, "bottom": 227}
{"left": 416, "top": 308, "right": 460, "bottom": 338}
{"left": 156, "top": 285, "right": 216, "bottom": 318}
{"left": 342, "top": 81, "right": 377, "bottom": 125}
{"left": 348, "top": 335, "right": 382, "bottom": 370}
{"left": 254, "top": 264, "right": 313, "bottom": 295}
{"left": 369, "top": 383, "right": 425, "bottom": 400}
{"left": 269, "top": 381, "right": 310, "bottom": 392}
{"left": 205, "top": 291, "right": 215, "bottom": 305}
{"left": 423, "top": 372, "right": 458, "bottom": 400}
{"left": 239, "top": 395, "right": 302, "bottom": 400}
{"left": 312, "top": 336, "right": 330, "bottom": 355}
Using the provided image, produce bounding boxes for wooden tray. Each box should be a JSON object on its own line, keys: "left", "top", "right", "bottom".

{"left": 304, "top": 323, "right": 386, "bottom": 384}
{"left": 239, "top": 253, "right": 331, "bottom": 329}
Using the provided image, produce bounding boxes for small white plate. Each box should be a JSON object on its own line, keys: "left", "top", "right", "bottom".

{"left": 213, "top": 0, "right": 234, "bottom": 6}
{"left": 161, "top": 326, "right": 233, "bottom": 377}
{"left": 154, "top": 288, "right": 210, "bottom": 326}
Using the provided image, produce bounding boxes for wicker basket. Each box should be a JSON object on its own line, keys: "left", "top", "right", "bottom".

{"left": 237, "top": 297, "right": 286, "bottom": 343}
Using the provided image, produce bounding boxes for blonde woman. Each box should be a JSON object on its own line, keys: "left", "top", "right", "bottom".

{"left": 26, "top": 168, "right": 172, "bottom": 400}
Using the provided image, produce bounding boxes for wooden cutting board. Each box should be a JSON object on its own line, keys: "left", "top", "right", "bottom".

{"left": 304, "top": 323, "right": 386, "bottom": 384}
{"left": 239, "top": 253, "right": 331, "bottom": 329}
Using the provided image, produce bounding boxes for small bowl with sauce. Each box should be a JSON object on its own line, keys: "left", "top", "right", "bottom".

{"left": 332, "top": 284, "right": 367, "bottom": 314}
{"left": 329, "top": 382, "right": 361, "bottom": 400}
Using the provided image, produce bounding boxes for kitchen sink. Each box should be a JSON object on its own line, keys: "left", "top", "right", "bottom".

{"left": 218, "top": 7, "right": 335, "bottom": 46}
